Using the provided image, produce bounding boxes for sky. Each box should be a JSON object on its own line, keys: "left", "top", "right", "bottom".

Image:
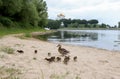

{"left": 44, "top": 0, "right": 120, "bottom": 26}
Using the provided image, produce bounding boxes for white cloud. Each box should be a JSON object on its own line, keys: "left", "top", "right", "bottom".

{"left": 45, "top": 0, "right": 120, "bottom": 26}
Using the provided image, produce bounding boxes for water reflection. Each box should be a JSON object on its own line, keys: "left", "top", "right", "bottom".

{"left": 48, "top": 31, "right": 98, "bottom": 42}
{"left": 36, "top": 30, "right": 120, "bottom": 51}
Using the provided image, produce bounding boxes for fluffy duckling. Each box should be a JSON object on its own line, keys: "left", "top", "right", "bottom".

{"left": 51, "top": 56, "right": 55, "bottom": 62}
{"left": 56, "top": 57, "right": 61, "bottom": 62}
{"left": 17, "top": 50, "right": 24, "bottom": 53}
{"left": 73, "top": 56, "right": 77, "bottom": 62}
{"left": 57, "top": 44, "right": 70, "bottom": 56}
{"left": 45, "top": 58, "right": 52, "bottom": 63}
{"left": 63, "top": 56, "right": 70, "bottom": 65}
{"left": 45, "top": 56, "right": 55, "bottom": 63}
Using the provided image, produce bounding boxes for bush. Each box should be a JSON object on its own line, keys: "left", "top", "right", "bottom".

{"left": 0, "top": 16, "right": 13, "bottom": 27}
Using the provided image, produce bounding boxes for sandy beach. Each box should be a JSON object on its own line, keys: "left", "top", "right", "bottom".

{"left": 0, "top": 35, "right": 120, "bottom": 79}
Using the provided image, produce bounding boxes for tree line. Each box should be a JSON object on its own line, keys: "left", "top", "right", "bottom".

{"left": 0, "top": 0, "right": 48, "bottom": 28}
{"left": 0, "top": 0, "right": 119, "bottom": 30}
{"left": 47, "top": 19, "right": 112, "bottom": 29}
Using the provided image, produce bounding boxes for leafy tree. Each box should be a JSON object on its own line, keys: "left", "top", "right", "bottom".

{"left": 19, "top": 1, "right": 39, "bottom": 26}
{"left": 34, "top": 0, "right": 48, "bottom": 27}
{"left": 0, "top": 0, "right": 2, "bottom": 6}
{"left": 80, "top": 19, "right": 88, "bottom": 24}
{"left": 0, "top": 0, "right": 48, "bottom": 28}
{"left": 60, "top": 19, "right": 70, "bottom": 27}
{"left": 118, "top": 22, "right": 120, "bottom": 28}
{"left": 88, "top": 19, "right": 98, "bottom": 24}
{"left": 0, "top": 0, "right": 23, "bottom": 16}
{"left": 100, "top": 23, "right": 107, "bottom": 28}
{"left": 47, "top": 19, "right": 60, "bottom": 29}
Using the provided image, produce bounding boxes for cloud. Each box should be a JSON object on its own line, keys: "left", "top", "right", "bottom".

{"left": 45, "top": 0, "right": 120, "bottom": 26}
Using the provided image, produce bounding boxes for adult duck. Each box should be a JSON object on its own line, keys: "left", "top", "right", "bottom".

{"left": 57, "top": 44, "right": 70, "bottom": 56}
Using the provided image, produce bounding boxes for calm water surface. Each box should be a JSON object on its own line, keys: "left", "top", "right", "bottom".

{"left": 38, "top": 30, "right": 120, "bottom": 51}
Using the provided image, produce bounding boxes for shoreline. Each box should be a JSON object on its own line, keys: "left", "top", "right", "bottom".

{"left": 0, "top": 35, "right": 120, "bottom": 79}
{"left": 47, "top": 41, "right": 120, "bottom": 54}
{"left": 62, "top": 43, "right": 120, "bottom": 52}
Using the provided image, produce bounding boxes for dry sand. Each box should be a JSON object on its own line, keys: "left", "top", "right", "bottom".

{"left": 0, "top": 35, "right": 120, "bottom": 79}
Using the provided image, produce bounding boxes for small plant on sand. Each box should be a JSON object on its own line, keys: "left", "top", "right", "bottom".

{"left": 50, "top": 72, "right": 69, "bottom": 79}
{"left": 0, "top": 66, "right": 22, "bottom": 79}
{"left": 14, "top": 44, "right": 21, "bottom": 47}
{"left": 24, "top": 33, "right": 32, "bottom": 38}
{"left": 0, "top": 54, "right": 5, "bottom": 58}
{"left": 75, "top": 75, "right": 81, "bottom": 79}
{"left": 18, "top": 33, "right": 32, "bottom": 39}
{"left": 33, "top": 57, "right": 37, "bottom": 60}
{"left": 0, "top": 46, "right": 15, "bottom": 54}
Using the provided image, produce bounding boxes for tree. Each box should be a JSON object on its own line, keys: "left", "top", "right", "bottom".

{"left": 47, "top": 19, "right": 61, "bottom": 29}
{"left": 100, "top": 23, "right": 107, "bottom": 28}
{"left": 0, "top": 0, "right": 23, "bottom": 16}
{"left": 118, "top": 22, "right": 120, "bottom": 28}
{"left": 19, "top": 0, "right": 39, "bottom": 26}
{"left": 0, "top": 0, "right": 2, "bottom": 6}
{"left": 0, "top": 0, "right": 48, "bottom": 28}
{"left": 88, "top": 19, "right": 98, "bottom": 24}
{"left": 68, "top": 23, "right": 79, "bottom": 28}
{"left": 35, "top": 0, "right": 48, "bottom": 27}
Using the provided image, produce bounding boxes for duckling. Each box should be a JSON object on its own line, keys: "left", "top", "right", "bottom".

{"left": 45, "top": 58, "right": 52, "bottom": 63}
{"left": 57, "top": 44, "right": 70, "bottom": 56}
{"left": 73, "top": 56, "right": 77, "bottom": 62}
{"left": 45, "top": 56, "right": 55, "bottom": 63}
{"left": 48, "top": 52, "right": 51, "bottom": 57}
{"left": 17, "top": 50, "right": 24, "bottom": 53}
{"left": 63, "top": 56, "right": 70, "bottom": 65}
{"left": 51, "top": 56, "right": 55, "bottom": 62}
{"left": 56, "top": 57, "right": 61, "bottom": 62}
{"left": 34, "top": 50, "right": 37, "bottom": 54}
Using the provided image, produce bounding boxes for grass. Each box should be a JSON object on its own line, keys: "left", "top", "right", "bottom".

{"left": 50, "top": 71, "right": 81, "bottom": 79}
{"left": 50, "top": 72, "right": 69, "bottom": 79}
{"left": 0, "top": 27, "right": 46, "bottom": 37}
{"left": 24, "top": 33, "right": 32, "bottom": 38}
{"left": 0, "top": 46, "right": 15, "bottom": 54}
{"left": 75, "top": 75, "right": 81, "bottom": 79}
{"left": 19, "top": 33, "right": 32, "bottom": 39}
{"left": 0, "top": 54, "right": 5, "bottom": 58}
{"left": 33, "top": 57, "right": 37, "bottom": 60}
{"left": 0, "top": 66, "right": 22, "bottom": 79}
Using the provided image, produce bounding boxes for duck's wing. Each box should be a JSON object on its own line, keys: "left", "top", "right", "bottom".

{"left": 61, "top": 48, "right": 70, "bottom": 53}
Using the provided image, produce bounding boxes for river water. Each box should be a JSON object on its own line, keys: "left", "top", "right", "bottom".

{"left": 38, "top": 30, "right": 120, "bottom": 51}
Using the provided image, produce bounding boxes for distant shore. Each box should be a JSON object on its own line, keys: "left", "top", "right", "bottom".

{"left": 58, "top": 27, "right": 120, "bottom": 30}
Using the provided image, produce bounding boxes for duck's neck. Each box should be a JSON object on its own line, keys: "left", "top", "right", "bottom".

{"left": 58, "top": 46, "right": 61, "bottom": 49}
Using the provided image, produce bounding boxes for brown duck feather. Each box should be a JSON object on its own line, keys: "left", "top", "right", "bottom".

{"left": 57, "top": 44, "right": 69, "bottom": 56}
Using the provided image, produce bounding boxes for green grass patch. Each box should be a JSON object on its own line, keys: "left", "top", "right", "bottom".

{"left": 50, "top": 72, "right": 69, "bottom": 79}
{"left": 0, "top": 54, "right": 5, "bottom": 58}
{"left": 75, "top": 75, "right": 81, "bottom": 79}
{"left": 0, "top": 46, "right": 15, "bottom": 54}
{"left": 0, "top": 66, "right": 22, "bottom": 79}
{"left": 0, "top": 27, "right": 46, "bottom": 37}
{"left": 19, "top": 33, "right": 32, "bottom": 39}
{"left": 24, "top": 33, "right": 32, "bottom": 38}
{"left": 33, "top": 57, "right": 37, "bottom": 60}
